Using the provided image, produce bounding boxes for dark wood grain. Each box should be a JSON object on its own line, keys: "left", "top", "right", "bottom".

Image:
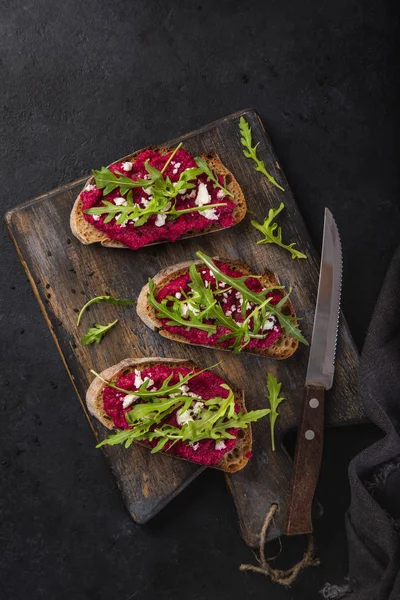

{"left": 5, "top": 109, "right": 364, "bottom": 547}
{"left": 286, "top": 385, "right": 325, "bottom": 536}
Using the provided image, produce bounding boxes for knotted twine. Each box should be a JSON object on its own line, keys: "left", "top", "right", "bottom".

{"left": 240, "top": 504, "right": 320, "bottom": 586}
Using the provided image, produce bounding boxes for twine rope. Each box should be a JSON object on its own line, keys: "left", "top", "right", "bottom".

{"left": 240, "top": 504, "right": 320, "bottom": 586}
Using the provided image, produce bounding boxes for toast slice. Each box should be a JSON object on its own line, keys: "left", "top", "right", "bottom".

{"left": 137, "top": 258, "right": 299, "bottom": 359}
{"left": 86, "top": 357, "right": 252, "bottom": 472}
{"left": 70, "top": 146, "right": 246, "bottom": 249}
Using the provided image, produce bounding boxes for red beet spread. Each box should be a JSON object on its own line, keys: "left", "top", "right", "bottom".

{"left": 156, "top": 262, "right": 283, "bottom": 350}
{"left": 103, "top": 364, "right": 239, "bottom": 465}
{"left": 81, "top": 148, "right": 236, "bottom": 250}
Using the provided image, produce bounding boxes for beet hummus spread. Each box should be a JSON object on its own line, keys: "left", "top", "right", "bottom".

{"left": 103, "top": 364, "right": 239, "bottom": 465}
{"left": 156, "top": 262, "right": 283, "bottom": 350}
{"left": 81, "top": 148, "right": 236, "bottom": 250}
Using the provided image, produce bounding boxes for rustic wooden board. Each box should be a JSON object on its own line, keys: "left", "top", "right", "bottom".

{"left": 6, "top": 109, "right": 363, "bottom": 547}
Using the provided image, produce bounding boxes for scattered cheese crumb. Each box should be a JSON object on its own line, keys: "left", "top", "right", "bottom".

{"left": 180, "top": 384, "right": 190, "bottom": 393}
{"left": 262, "top": 317, "right": 276, "bottom": 331}
{"left": 202, "top": 208, "right": 218, "bottom": 221}
{"left": 191, "top": 443, "right": 200, "bottom": 451}
{"left": 195, "top": 182, "right": 211, "bottom": 207}
{"left": 122, "top": 162, "right": 133, "bottom": 171}
{"left": 225, "top": 310, "right": 232, "bottom": 316}
{"left": 144, "top": 186, "right": 153, "bottom": 196}
{"left": 217, "top": 189, "right": 225, "bottom": 199}
{"left": 85, "top": 184, "right": 96, "bottom": 192}
{"left": 92, "top": 215, "right": 100, "bottom": 221}
{"left": 175, "top": 292, "right": 182, "bottom": 299}
{"left": 215, "top": 440, "right": 226, "bottom": 450}
{"left": 114, "top": 197, "right": 127, "bottom": 206}
{"left": 122, "top": 394, "right": 138, "bottom": 409}
{"left": 155, "top": 214, "right": 167, "bottom": 227}
{"left": 134, "top": 370, "right": 143, "bottom": 388}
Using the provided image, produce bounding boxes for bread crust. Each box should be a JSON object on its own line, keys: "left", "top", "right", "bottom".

{"left": 136, "top": 258, "right": 299, "bottom": 360}
{"left": 87, "top": 357, "right": 251, "bottom": 472}
{"left": 70, "top": 147, "right": 246, "bottom": 248}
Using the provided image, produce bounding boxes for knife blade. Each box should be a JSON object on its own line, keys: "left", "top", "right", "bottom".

{"left": 286, "top": 208, "right": 342, "bottom": 536}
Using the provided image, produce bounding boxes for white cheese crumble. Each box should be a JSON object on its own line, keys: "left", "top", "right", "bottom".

{"left": 155, "top": 214, "right": 167, "bottom": 227}
{"left": 122, "top": 394, "right": 138, "bottom": 409}
{"left": 85, "top": 184, "right": 96, "bottom": 192}
{"left": 122, "top": 161, "right": 133, "bottom": 171}
{"left": 179, "top": 384, "right": 190, "bottom": 393}
{"left": 191, "top": 443, "right": 200, "bottom": 451}
{"left": 144, "top": 186, "right": 153, "bottom": 196}
{"left": 215, "top": 440, "right": 226, "bottom": 450}
{"left": 201, "top": 208, "right": 218, "bottom": 221}
{"left": 192, "top": 401, "right": 204, "bottom": 415}
{"left": 134, "top": 370, "right": 143, "bottom": 388}
{"left": 262, "top": 317, "right": 276, "bottom": 331}
{"left": 217, "top": 189, "right": 225, "bottom": 199}
{"left": 225, "top": 310, "right": 232, "bottom": 316}
{"left": 175, "top": 292, "right": 182, "bottom": 299}
{"left": 92, "top": 215, "right": 100, "bottom": 221}
{"left": 205, "top": 280, "right": 209, "bottom": 288}
{"left": 114, "top": 197, "right": 127, "bottom": 206}
{"left": 195, "top": 182, "right": 211, "bottom": 207}
{"left": 141, "top": 197, "right": 151, "bottom": 208}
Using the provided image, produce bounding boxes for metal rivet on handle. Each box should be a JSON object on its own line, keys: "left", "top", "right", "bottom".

{"left": 305, "top": 430, "right": 315, "bottom": 440}
{"left": 309, "top": 398, "right": 319, "bottom": 408}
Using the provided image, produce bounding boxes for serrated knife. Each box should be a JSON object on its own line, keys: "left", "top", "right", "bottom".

{"left": 286, "top": 208, "right": 342, "bottom": 536}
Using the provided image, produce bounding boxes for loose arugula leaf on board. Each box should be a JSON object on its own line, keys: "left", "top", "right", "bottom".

{"left": 251, "top": 202, "right": 307, "bottom": 260}
{"left": 81, "top": 319, "right": 118, "bottom": 345}
{"left": 77, "top": 295, "right": 135, "bottom": 326}
{"left": 239, "top": 116, "right": 285, "bottom": 191}
{"left": 266, "top": 373, "right": 285, "bottom": 451}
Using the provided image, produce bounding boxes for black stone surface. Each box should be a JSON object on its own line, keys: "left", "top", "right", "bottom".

{"left": 1, "top": 1, "right": 399, "bottom": 598}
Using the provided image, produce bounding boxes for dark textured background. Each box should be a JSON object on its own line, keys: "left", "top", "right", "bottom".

{"left": 1, "top": 1, "right": 399, "bottom": 598}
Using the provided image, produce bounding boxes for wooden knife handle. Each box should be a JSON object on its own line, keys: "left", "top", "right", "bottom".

{"left": 285, "top": 384, "right": 325, "bottom": 536}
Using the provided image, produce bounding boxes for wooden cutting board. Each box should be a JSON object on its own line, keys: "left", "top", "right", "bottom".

{"left": 5, "top": 109, "right": 363, "bottom": 547}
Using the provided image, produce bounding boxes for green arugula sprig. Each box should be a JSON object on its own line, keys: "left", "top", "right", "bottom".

{"left": 265, "top": 373, "right": 285, "bottom": 451}
{"left": 84, "top": 143, "right": 231, "bottom": 227}
{"left": 77, "top": 295, "right": 135, "bottom": 326}
{"left": 251, "top": 203, "right": 307, "bottom": 260}
{"left": 194, "top": 156, "right": 233, "bottom": 197}
{"left": 81, "top": 320, "right": 118, "bottom": 345}
{"left": 239, "top": 117, "right": 285, "bottom": 191}
{"left": 147, "top": 251, "right": 307, "bottom": 351}
{"left": 92, "top": 366, "right": 270, "bottom": 451}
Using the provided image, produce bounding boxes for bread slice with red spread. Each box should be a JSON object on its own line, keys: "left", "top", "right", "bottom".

{"left": 70, "top": 146, "right": 246, "bottom": 251}
{"left": 137, "top": 257, "right": 300, "bottom": 359}
{"left": 86, "top": 358, "right": 253, "bottom": 472}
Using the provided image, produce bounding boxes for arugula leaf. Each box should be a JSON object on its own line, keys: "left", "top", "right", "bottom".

{"left": 81, "top": 319, "right": 118, "bottom": 345}
{"left": 196, "top": 252, "right": 308, "bottom": 345}
{"left": 194, "top": 156, "right": 233, "bottom": 197}
{"left": 239, "top": 117, "right": 285, "bottom": 192}
{"left": 265, "top": 373, "right": 285, "bottom": 451}
{"left": 86, "top": 145, "right": 229, "bottom": 228}
{"left": 77, "top": 295, "right": 134, "bottom": 326}
{"left": 251, "top": 203, "right": 307, "bottom": 260}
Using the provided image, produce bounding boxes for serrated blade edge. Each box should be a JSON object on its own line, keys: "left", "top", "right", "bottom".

{"left": 306, "top": 208, "right": 342, "bottom": 390}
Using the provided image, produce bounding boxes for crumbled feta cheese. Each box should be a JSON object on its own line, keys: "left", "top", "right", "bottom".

{"left": 195, "top": 182, "right": 211, "bottom": 207}
{"left": 205, "top": 280, "right": 209, "bottom": 288}
{"left": 225, "top": 310, "right": 232, "bottom": 316}
{"left": 174, "top": 162, "right": 181, "bottom": 170}
{"left": 175, "top": 292, "right": 182, "bottom": 299}
{"left": 181, "top": 303, "right": 189, "bottom": 318}
{"left": 155, "top": 214, "right": 167, "bottom": 227}
{"left": 85, "top": 184, "right": 96, "bottom": 192}
{"left": 144, "top": 186, "right": 153, "bottom": 196}
{"left": 231, "top": 305, "right": 237, "bottom": 312}
{"left": 192, "top": 401, "right": 204, "bottom": 415}
{"left": 191, "top": 443, "right": 200, "bottom": 451}
{"left": 215, "top": 440, "right": 226, "bottom": 450}
{"left": 122, "top": 394, "right": 138, "bottom": 409}
{"left": 180, "top": 384, "right": 190, "bottom": 393}
{"left": 217, "top": 189, "right": 225, "bottom": 199}
{"left": 134, "top": 370, "right": 143, "bottom": 388}
{"left": 202, "top": 208, "right": 219, "bottom": 221}
{"left": 176, "top": 409, "right": 193, "bottom": 426}
{"left": 92, "top": 215, "right": 100, "bottom": 221}
{"left": 262, "top": 317, "right": 276, "bottom": 331}
{"left": 122, "top": 161, "right": 133, "bottom": 171}
{"left": 141, "top": 197, "right": 151, "bottom": 208}
{"left": 188, "top": 392, "right": 201, "bottom": 399}
{"left": 220, "top": 282, "right": 226, "bottom": 288}
{"left": 208, "top": 270, "right": 214, "bottom": 278}
{"left": 223, "top": 292, "right": 228, "bottom": 299}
